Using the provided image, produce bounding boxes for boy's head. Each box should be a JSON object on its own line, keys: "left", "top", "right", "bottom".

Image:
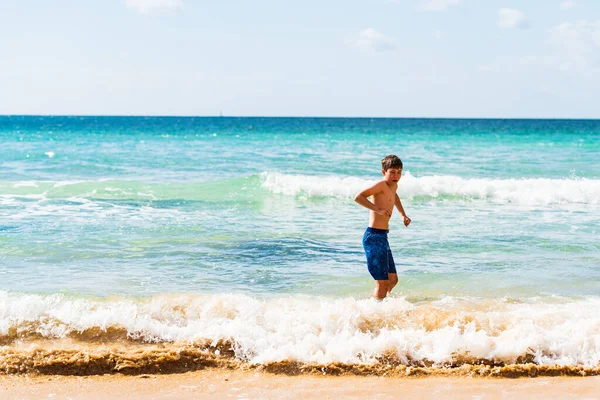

{"left": 381, "top": 154, "right": 403, "bottom": 184}
{"left": 381, "top": 155, "right": 403, "bottom": 171}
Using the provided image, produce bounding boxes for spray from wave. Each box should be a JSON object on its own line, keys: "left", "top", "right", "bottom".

{"left": 2, "top": 291, "right": 600, "bottom": 375}
{"left": 261, "top": 172, "right": 600, "bottom": 205}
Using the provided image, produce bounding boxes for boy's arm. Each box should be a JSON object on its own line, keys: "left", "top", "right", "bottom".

{"left": 395, "top": 193, "right": 411, "bottom": 227}
{"left": 354, "top": 182, "right": 391, "bottom": 217}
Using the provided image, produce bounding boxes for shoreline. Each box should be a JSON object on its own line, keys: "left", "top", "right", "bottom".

{"left": 2, "top": 369, "right": 600, "bottom": 400}
{"left": 3, "top": 343, "right": 600, "bottom": 378}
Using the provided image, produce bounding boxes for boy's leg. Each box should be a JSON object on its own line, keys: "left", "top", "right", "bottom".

{"left": 374, "top": 280, "right": 389, "bottom": 300}
{"left": 363, "top": 229, "right": 391, "bottom": 300}
{"left": 388, "top": 273, "right": 398, "bottom": 293}
{"left": 387, "top": 247, "right": 398, "bottom": 293}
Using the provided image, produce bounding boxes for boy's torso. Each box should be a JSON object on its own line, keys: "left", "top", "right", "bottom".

{"left": 369, "top": 181, "right": 397, "bottom": 230}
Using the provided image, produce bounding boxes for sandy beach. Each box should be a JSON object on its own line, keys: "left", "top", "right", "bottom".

{"left": 2, "top": 369, "right": 600, "bottom": 400}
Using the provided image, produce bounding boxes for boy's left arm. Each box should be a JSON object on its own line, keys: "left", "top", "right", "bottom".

{"left": 395, "top": 193, "right": 411, "bottom": 227}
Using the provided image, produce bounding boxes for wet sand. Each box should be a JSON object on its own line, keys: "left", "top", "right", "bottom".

{"left": 2, "top": 369, "right": 600, "bottom": 400}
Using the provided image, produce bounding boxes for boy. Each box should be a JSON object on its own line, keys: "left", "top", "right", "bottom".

{"left": 354, "top": 155, "right": 411, "bottom": 300}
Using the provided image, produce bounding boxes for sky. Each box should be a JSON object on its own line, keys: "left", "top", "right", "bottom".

{"left": 0, "top": 0, "right": 599, "bottom": 118}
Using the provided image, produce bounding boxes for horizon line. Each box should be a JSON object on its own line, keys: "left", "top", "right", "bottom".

{"left": 1, "top": 114, "right": 599, "bottom": 121}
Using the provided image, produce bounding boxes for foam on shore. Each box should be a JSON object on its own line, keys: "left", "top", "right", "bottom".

{"left": 2, "top": 291, "right": 600, "bottom": 374}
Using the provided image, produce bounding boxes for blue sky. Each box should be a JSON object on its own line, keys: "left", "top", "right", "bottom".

{"left": 0, "top": 0, "right": 598, "bottom": 118}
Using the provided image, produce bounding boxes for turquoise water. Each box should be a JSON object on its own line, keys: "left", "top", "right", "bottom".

{"left": 1, "top": 116, "right": 599, "bottom": 298}
{"left": 2, "top": 116, "right": 600, "bottom": 368}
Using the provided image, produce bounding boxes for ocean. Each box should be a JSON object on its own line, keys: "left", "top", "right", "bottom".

{"left": 1, "top": 116, "right": 599, "bottom": 375}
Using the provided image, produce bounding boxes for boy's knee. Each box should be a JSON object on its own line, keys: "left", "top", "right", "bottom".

{"left": 374, "top": 280, "right": 389, "bottom": 299}
{"left": 375, "top": 280, "right": 389, "bottom": 289}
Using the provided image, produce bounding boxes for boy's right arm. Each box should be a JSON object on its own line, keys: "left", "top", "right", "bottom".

{"left": 354, "top": 182, "right": 391, "bottom": 217}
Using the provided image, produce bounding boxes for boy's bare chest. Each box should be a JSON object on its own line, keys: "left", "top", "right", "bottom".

{"left": 374, "top": 188, "right": 395, "bottom": 206}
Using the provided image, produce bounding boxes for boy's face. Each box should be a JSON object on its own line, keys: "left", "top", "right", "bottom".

{"left": 382, "top": 168, "right": 402, "bottom": 184}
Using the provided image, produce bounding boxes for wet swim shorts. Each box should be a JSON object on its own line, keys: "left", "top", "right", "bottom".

{"left": 362, "top": 227, "right": 396, "bottom": 280}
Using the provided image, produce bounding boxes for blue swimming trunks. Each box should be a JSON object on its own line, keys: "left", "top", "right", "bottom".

{"left": 362, "top": 227, "right": 396, "bottom": 280}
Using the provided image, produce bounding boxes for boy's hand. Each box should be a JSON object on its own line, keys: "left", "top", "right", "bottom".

{"left": 403, "top": 215, "right": 411, "bottom": 227}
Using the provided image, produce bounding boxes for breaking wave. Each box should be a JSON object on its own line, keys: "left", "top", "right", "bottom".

{"left": 261, "top": 172, "right": 600, "bottom": 205}
{"left": 1, "top": 172, "right": 599, "bottom": 206}
{"left": 2, "top": 291, "right": 600, "bottom": 375}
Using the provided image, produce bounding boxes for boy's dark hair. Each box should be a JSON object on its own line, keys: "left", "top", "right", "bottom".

{"left": 381, "top": 155, "right": 403, "bottom": 171}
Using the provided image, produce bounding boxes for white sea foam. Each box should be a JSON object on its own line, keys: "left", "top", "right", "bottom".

{"left": 52, "top": 180, "right": 89, "bottom": 188}
{"left": 12, "top": 182, "right": 39, "bottom": 188}
{"left": 2, "top": 291, "right": 600, "bottom": 367}
{"left": 261, "top": 172, "right": 600, "bottom": 205}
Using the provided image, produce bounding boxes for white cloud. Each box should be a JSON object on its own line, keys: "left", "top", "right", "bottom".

{"left": 355, "top": 28, "right": 396, "bottom": 52}
{"left": 419, "top": 0, "right": 462, "bottom": 12}
{"left": 560, "top": 1, "right": 576, "bottom": 10}
{"left": 478, "top": 20, "right": 600, "bottom": 78}
{"left": 548, "top": 20, "right": 600, "bottom": 72}
{"left": 497, "top": 8, "right": 528, "bottom": 29}
{"left": 125, "top": 0, "right": 183, "bottom": 15}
